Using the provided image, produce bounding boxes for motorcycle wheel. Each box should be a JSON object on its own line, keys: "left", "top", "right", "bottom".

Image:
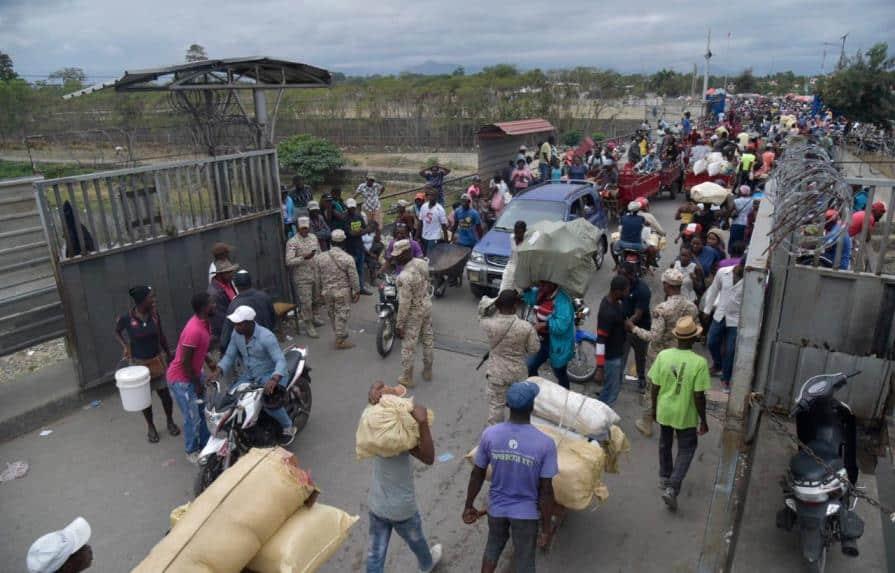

{"left": 194, "top": 456, "right": 224, "bottom": 496}
{"left": 566, "top": 340, "right": 597, "bottom": 384}
{"left": 593, "top": 237, "right": 607, "bottom": 270}
{"left": 803, "top": 546, "right": 827, "bottom": 573}
{"left": 377, "top": 317, "right": 396, "bottom": 357}
{"left": 434, "top": 276, "right": 447, "bottom": 298}
{"left": 287, "top": 375, "right": 313, "bottom": 433}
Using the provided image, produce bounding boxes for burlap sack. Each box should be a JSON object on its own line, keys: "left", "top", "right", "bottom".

{"left": 133, "top": 448, "right": 316, "bottom": 573}
{"left": 602, "top": 424, "right": 631, "bottom": 474}
{"left": 530, "top": 377, "right": 619, "bottom": 439}
{"left": 355, "top": 395, "right": 434, "bottom": 460}
{"left": 247, "top": 503, "right": 359, "bottom": 573}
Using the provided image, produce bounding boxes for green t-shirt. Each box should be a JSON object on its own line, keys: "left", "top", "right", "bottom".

{"left": 648, "top": 348, "right": 710, "bottom": 430}
{"left": 740, "top": 153, "right": 756, "bottom": 172}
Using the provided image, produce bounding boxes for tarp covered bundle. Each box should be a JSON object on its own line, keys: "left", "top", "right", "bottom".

{"left": 514, "top": 218, "right": 598, "bottom": 298}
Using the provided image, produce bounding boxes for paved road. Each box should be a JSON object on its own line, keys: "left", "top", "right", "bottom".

{"left": 0, "top": 197, "right": 729, "bottom": 571}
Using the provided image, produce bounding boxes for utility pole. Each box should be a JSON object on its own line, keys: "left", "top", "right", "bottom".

{"left": 691, "top": 63, "right": 698, "bottom": 101}
{"left": 722, "top": 32, "right": 731, "bottom": 92}
{"left": 702, "top": 28, "right": 712, "bottom": 105}
{"left": 821, "top": 42, "right": 838, "bottom": 75}
{"left": 838, "top": 33, "right": 849, "bottom": 70}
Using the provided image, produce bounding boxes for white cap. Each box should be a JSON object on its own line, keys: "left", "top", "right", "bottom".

{"left": 27, "top": 517, "right": 91, "bottom": 573}
{"left": 226, "top": 305, "right": 256, "bottom": 323}
{"left": 346, "top": 198, "right": 357, "bottom": 208}
{"left": 627, "top": 200, "right": 641, "bottom": 213}
{"left": 297, "top": 216, "right": 310, "bottom": 228}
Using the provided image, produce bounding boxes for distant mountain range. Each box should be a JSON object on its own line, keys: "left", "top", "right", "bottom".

{"left": 402, "top": 60, "right": 464, "bottom": 75}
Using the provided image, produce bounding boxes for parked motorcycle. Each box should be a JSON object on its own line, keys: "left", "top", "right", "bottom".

{"left": 376, "top": 274, "right": 399, "bottom": 357}
{"left": 775, "top": 371, "right": 863, "bottom": 572}
{"left": 564, "top": 298, "right": 598, "bottom": 384}
{"left": 194, "top": 346, "right": 312, "bottom": 495}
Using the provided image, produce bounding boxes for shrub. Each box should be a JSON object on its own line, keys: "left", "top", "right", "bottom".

{"left": 277, "top": 134, "right": 344, "bottom": 186}
{"left": 561, "top": 130, "right": 582, "bottom": 147}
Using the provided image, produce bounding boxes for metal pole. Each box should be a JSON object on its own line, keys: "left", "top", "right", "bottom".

{"left": 253, "top": 89, "right": 269, "bottom": 149}
{"left": 702, "top": 29, "right": 712, "bottom": 112}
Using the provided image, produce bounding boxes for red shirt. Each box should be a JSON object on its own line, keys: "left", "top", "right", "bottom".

{"left": 848, "top": 211, "right": 876, "bottom": 237}
{"left": 166, "top": 315, "right": 211, "bottom": 383}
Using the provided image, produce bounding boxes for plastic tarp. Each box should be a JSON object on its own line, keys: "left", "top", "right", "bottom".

{"left": 529, "top": 376, "right": 619, "bottom": 438}
{"left": 513, "top": 218, "right": 598, "bottom": 298}
{"left": 690, "top": 182, "right": 731, "bottom": 205}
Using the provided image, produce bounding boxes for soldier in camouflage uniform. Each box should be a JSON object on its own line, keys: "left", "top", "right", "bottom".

{"left": 627, "top": 268, "right": 698, "bottom": 437}
{"left": 285, "top": 217, "right": 324, "bottom": 338}
{"left": 392, "top": 240, "right": 434, "bottom": 387}
{"left": 480, "top": 290, "right": 540, "bottom": 426}
{"left": 316, "top": 229, "right": 359, "bottom": 349}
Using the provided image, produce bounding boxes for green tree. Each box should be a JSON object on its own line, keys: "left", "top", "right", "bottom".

{"left": 277, "top": 134, "right": 344, "bottom": 186}
{"left": 185, "top": 44, "right": 208, "bottom": 62}
{"left": 818, "top": 42, "right": 895, "bottom": 127}
{"left": 49, "top": 67, "right": 86, "bottom": 89}
{"left": 0, "top": 51, "right": 16, "bottom": 81}
{"left": 452, "top": 66, "right": 465, "bottom": 77}
{"left": 561, "top": 130, "right": 582, "bottom": 147}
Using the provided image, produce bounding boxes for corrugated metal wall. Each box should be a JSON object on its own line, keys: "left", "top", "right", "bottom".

{"left": 760, "top": 257, "right": 895, "bottom": 422}
{"left": 58, "top": 212, "right": 288, "bottom": 389}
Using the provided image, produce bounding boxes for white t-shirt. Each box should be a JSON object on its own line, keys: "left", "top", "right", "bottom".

{"left": 419, "top": 202, "right": 447, "bottom": 240}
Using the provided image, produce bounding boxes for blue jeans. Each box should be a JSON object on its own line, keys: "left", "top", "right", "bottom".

{"left": 527, "top": 337, "right": 570, "bottom": 389}
{"left": 367, "top": 511, "right": 433, "bottom": 573}
{"left": 232, "top": 375, "right": 293, "bottom": 430}
{"left": 729, "top": 224, "right": 746, "bottom": 248}
{"left": 539, "top": 162, "right": 550, "bottom": 182}
{"left": 352, "top": 249, "right": 366, "bottom": 289}
{"left": 599, "top": 356, "right": 624, "bottom": 406}
{"left": 707, "top": 319, "right": 738, "bottom": 383}
{"left": 168, "top": 382, "right": 210, "bottom": 454}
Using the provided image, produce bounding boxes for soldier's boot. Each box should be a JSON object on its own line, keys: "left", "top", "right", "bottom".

{"left": 335, "top": 338, "right": 355, "bottom": 350}
{"left": 303, "top": 321, "right": 319, "bottom": 339}
{"left": 398, "top": 367, "right": 415, "bottom": 388}
{"left": 312, "top": 314, "right": 325, "bottom": 327}
{"left": 635, "top": 414, "right": 653, "bottom": 438}
{"left": 421, "top": 363, "right": 433, "bottom": 382}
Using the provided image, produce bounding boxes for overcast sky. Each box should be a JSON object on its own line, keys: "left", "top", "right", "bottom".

{"left": 2, "top": 0, "right": 893, "bottom": 81}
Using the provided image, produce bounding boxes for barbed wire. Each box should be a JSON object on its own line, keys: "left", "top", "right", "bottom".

{"left": 766, "top": 142, "right": 852, "bottom": 257}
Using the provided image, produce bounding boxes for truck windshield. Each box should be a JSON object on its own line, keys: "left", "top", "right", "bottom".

{"left": 494, "top": 200, "right": 566, "bottom": 230}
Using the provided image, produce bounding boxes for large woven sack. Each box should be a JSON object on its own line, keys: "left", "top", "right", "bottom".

{"left": 355, "top": 395, "right": 434, "bottom": 460}
{"left": 603, "top": 425, "right": 631, "bottom": 474}
{"left": 530, "top": 377, "right": 619, "bottom": 438}
{"left": 707, "top": 161, "right": 722, "bottom": 177}
{"left": 464, "top": 424, "right": 608, "bottom": 511}
{"left": 133, "top": 448, "right": 316, "bottom": 573}
{"left": 692, "top": 158, "right": 707, "bottom": 175}
{"left": 247, "top": 503, "right": 359, "bottom": 573}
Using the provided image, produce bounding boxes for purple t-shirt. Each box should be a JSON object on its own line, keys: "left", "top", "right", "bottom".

{"left": 474, "top": 423, "right": 558, "bottom": 520}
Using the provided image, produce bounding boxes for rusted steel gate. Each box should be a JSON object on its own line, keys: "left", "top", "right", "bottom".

{"left": 34, "top": 150, "right": 288, "bottom": 388}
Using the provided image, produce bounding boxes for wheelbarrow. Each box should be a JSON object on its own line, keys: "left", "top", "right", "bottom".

{"left": 427, "top": 243, "right": 471, "bottom": 298}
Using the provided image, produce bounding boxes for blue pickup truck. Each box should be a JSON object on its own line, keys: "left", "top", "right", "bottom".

{"left": 465, "top": 181, "right": 609, "bottom": 297}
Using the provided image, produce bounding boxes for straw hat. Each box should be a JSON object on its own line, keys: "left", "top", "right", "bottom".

{"left": 672, "top": 316, "right": 702, "bottom": 340}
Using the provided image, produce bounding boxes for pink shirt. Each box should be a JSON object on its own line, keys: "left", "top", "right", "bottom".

{"left": 166, "top": 315, "right": 211, "bottom": 383}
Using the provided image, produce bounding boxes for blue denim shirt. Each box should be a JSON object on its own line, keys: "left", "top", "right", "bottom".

{"left": 219, "top": 324, "right": 287, "bottom": 385}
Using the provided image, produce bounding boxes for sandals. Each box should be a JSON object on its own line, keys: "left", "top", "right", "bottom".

{"left": 147, "top": 427, "right": 160, "bottom": 443}
{"left": 167, "top": 421, "right": 181, "bottom": 437}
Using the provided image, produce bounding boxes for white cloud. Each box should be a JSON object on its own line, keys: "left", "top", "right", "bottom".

{"left": 2, "top": 0, "right": 893, "bottom": 79}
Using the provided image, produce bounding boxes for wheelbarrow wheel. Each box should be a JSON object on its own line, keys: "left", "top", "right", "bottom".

{"left": 434, "top": 276, "right": 447, "bottom": 298}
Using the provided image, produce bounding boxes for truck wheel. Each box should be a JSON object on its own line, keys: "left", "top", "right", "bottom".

{"left": 593, "top": 238, "right": 607, "bottom": 270}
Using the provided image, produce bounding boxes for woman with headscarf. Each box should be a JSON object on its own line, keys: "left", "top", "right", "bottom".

{"left": 114, "top": 285, "right": 179, "bottom": 443}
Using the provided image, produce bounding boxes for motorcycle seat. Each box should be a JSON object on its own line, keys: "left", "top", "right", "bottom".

{"left": 789, "top": 440, "right": 843, "bottom": 483}
{"left": 284, "top": 349, "right": 304, "bottom": 380}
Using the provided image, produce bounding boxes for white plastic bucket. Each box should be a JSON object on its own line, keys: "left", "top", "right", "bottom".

{"left": 115, "top": 365, "right": 152, "bottom": 412}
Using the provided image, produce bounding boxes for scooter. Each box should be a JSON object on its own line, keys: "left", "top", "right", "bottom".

{"left": 564, "top": 298, "right": 597, "bottom": 384}
{"left": 775, "top": 371, "right": 863, "bottom": 572}
{"left": 376, "top": 274, "right": 399, "bottom": 357}
{"left": 194, "top": 346, "right": 312, "bottom": 495}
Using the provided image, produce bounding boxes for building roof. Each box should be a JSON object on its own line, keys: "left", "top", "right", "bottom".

{"left": 63, "top": 57, "right": 331, "bottom": 99}
{"left": 477, "top": 119, "right": 555, "bottom": 139}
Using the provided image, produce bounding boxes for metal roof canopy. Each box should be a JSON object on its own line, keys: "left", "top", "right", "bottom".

{"left": 61, "top": 57, "right": 332, "bottom": 154}
{"left": 63, "top": 57, "right": 331, "bottom": 99}
{"left": 477, "top": 119, "right": 555, "bottom": 140}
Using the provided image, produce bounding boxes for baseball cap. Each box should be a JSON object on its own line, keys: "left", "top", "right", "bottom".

{"left": 226, "top": 305, "right": 256, "bottom": 323}
{"left": 297, "top": 216, "right": 310, "bottom": 228}
{"left": 27, "top": 517, "right": 91, "bottom": 573}
{"left": 396, "top": 199, "right": 409, "bottom": 208}
{"left": 366, "top": 173, "right": 376, "bottom": 180}
{"left": 662, "top": 268, "right": 684, "bottom": 286}
{"left": 307, "top": 200, "right": 320, "bottom": 210}
{"left": 331, "top": 229, "right": 346, "bottom": 242}
{"left": 460, "top": 193, "right": 470, "bottom": 201}
{"left": 346, "top": 198, "right": 357, "bottom": 208}
{"left": 506, "top": 381, "right": 540, "bottom": 410}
